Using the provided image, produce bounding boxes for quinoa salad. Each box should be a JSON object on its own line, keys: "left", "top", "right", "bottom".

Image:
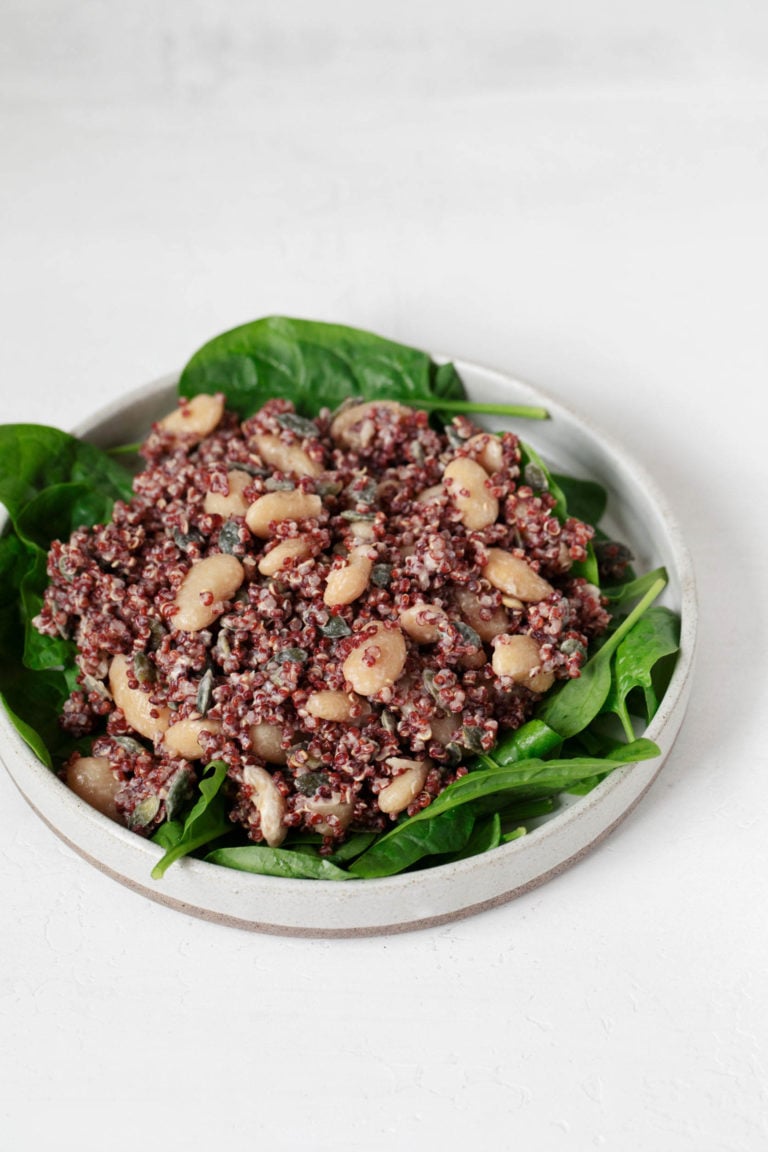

{"left": 32, "top": 390, "right": 612, "bottom": 853}
{"left": 1, "top": 317, "right": 678, "bottom": 883}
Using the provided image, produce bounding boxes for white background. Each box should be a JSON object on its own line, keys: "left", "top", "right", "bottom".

{"left": 2, "top": 3, "right": 767, "bottom": 1149}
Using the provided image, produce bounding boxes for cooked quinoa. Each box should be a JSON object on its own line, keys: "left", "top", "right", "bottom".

{"left": 33, "top": 393, "right": 610, "bottom": 850}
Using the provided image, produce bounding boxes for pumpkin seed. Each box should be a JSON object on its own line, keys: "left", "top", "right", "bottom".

{"left": 112, "top": 735, "right": 146, "bottom": 756}
{"left": 461, "top": 725, "right": 486, "bottom": 753}
{"left": 128, "top": 794, "right": 161, "bottom": 831}
{"left": 276, "top": 412, "right": 319, "bottom": 438}
{"left": 523, "top": 462, "right": 548, "bottom": 492}
{"left": 81, "top": 673, "right": 111, "bottom": 701}
{"left": 164, "top": 764, "right": 197, "bottom": 822}
{"left": 371, "top": 563, "right": 392, "bottom": 588}
{"left": 320, "top": 617, "right": 352, "bottom": 639}
{"left": 340, "top": 510, "right": 376, "bottom": 522}
{"left": 173, "top": 526, "right": 204, "bottom": 552}
{"left": 453, "top": 620, "right": 482, "bottom": 648}
{"left": 218, "top": 520, "right": 243, "bottom": 554}
{"left": 133, "top": 651, "right": 155, "bottom": 685}
{"left": 295, "top": 770, "right": 330, "bottom": 797}
{"left": 196, "top": 668, "right": 215, "bottom": 716}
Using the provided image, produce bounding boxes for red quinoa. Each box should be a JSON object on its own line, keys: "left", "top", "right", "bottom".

{"left": 34, "top": 395, "right": 610, "bottom": 850}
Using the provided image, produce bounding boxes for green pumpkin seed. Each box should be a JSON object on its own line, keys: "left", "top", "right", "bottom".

{"left": 196, "top": 668, "right": 215, "bottom": 716}
{"left": 320, "top": 617, "right": 352, "bottom": 639}
{"left": 276, "top": 412, "right": 320, "bottom": 438}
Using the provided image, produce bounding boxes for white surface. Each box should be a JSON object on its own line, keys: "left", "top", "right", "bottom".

{"left": 1, "top": 3, "right": 766, "bottom": 1149}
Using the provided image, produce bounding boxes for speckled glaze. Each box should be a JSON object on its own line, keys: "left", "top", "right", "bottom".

{"left": 0, "top": 361, "right": 697, "bottom": 936}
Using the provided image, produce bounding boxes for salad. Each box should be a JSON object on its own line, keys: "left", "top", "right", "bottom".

{"left": 0, "top": 318, "right": 681, "bottom": 881}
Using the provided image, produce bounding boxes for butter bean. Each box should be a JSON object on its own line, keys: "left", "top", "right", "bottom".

{"left": 245, "top": 491, "right": 322, "bottom": 538}
{"left": 491, "top": 634, "right": 555, "bottom": 692}
{"left": 158, "top": 393, "right": 224, "bottom": 443}
{"left": 454, "top": 586, "right": 509, "bottom": 642}
{"left": 305, "top": 690, "right": 369, "bottom": 722}
{"left": 253, "top": 433, "right": 321, "bottom": 477}
{"left": 330, "top": 400, "right": 407, "bottom": 449}
{"left": 378, "top": 758, "right": 430, "bottom": 815}
{"left": 172, "top": 554, "right": 245, "bottom": 632}
{"left": 297, "top": 792, "right": 354, "bottom": 835}
{"left": 482, "top": 548, "right": 554, "bottom": 602}
{"left": 399, "top": 602, "right": 447, "bottom": 644}
{"left": 65, "top": 755, "right": 120, "bottom": 821}
{"left": 165, "top": 718, "right": 222, "bottom": 760}
{"left": 109, "top": 654, "right": 170, "bottom": 741}
{"left": 249, "top": 722, "right": 289, "bottom": 765}
{"left": 342, "top": 622, "right": 407, "bottom": 697}
{"left": 443, "top": 457, "right": 499, "bottom": 530}
{"left": 203, "top": 469, "right": 252, "bottom": 517}
{"left": 324, "top": 545, "right": 373, "bottom": 607}
{"left": 243, "top": 764, "right": 287, "bottom": 847}
{"left": 466, "top": 432, "right": 504, "bottom": 474}
{"left": 258, "top": 537, "right": 312, "bottom": 576}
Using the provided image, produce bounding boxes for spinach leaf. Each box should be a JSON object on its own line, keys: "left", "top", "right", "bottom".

{"left": 552, "top": 473, "right": 608, "bottom": 527}
{"left": 205, "top": 844, "right": 352, "bottom": 881}
{"left": 0, "top": 424, "right": 133, "bottom": 526}
{"left": 443, "top": 812, "right": 502, "bottom": 864}
{"left": 348, "top": 805, "right": 476, "bottom": 879}
{"left": 0, "top": 424, "right": 134, "bottom": 771}
{"left": 490, "top": 718, "right": 563, "bottom": 766}
{"left": 151, "top": 761, "right": 232, "bottom": 879}
{"left": 536, "top": 575, "right": 667, "bottom": 739}
{"left": 349, "top": 739, "right": 658, "bottom": 879}
{"left": 602, "top": 566, "right": 669, "bottom": 606}
{"left": 602, "top": 607, "right": 681, "bottom": 738}
{"left": 179, "top": 316, "right": 466, "bottom": 418}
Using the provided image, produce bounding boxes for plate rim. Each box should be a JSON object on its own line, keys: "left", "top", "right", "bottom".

{"left": 0, "top": 357, "right": 697, "bottom": 935}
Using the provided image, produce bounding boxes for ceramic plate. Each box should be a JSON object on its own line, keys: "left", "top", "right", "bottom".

{"left": 0, "top": 360, "right": 696, "bottom": 936}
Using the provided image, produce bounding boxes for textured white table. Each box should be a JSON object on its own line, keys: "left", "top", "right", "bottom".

{"left": 2, "top": 5, "right": 767, "bottom": 1149}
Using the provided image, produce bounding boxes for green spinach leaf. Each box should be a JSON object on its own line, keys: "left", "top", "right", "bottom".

{"left": 205, "top": 844, "right": 352, "bottom": 880}
{"left": 151, "top": 761, "right": 232, "bottom": 879}
{"left": 602, "top": 606, "right": 681, "bottom": 738}
{"left": 179, "top": 316, "right": 467, "bottom": 418}
{"left": 536, "top": 575, "right": 667, "bottom": 739}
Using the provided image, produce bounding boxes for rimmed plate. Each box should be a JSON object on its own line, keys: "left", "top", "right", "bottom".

{"left": 0, "top": 359, "right": 697, "bottom": 936}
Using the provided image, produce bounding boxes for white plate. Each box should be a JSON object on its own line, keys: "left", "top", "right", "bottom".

{"left": 0, "top": 361, "right": 697, "bottom": 936}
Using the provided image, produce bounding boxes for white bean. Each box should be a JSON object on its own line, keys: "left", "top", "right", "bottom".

{"left": 399, "top": 602, "right": 447, "bottom": 644}
{"left": 305, "top": 690, "right": 369, "bottom": 723}
{"left": 249, "top": 722, "right": 289, "bottom": 765}
{"left": 172, "top": 554, "right": 245, "bottom": 632}
{"left": 466, "top": 432, "right": 504, "bottom": 474}
{"left": 378, "top": 758, "right": 429, "bottom": 815}
{"left": 330, "top": 400, "right": 407, "bottom": 449}
{"left": 491, "top": 634, "right": 555, "bottom": 692}
{"left": 253, "top": 433, "right": 321, "bottom": 477}
{"left": 164, "top": 718, "right": 222, "bottom": 760}
{"left": 109, "top": 654, "right": 170, "bottom": 741}
{"left": 454, "top": 586, "right": 510, "bottom": 642}
{"left": 482, "top": 548, "right": 554, "bottom": 602}
{"left": 158, "top": 393, "right": 224, "bottom": 443}
{"left": 243, "top": 764, "right": 287, "bottom": 847}
{"left": 323, "top": 546, "right": 373, "bottom": 607}
{"left": 65, "top": 755, "right": 120, "bottom": 821}
{"left": 342, "top": 622, "right": 407, "bottom": 696}
{"left": 443, "top": 457, "right": 499, "bottom": 530}
{"left": 258, "top": 537, "right": 312, "bottom": 576}
{"left": 245, "top": 490, "right": 322, "bottom": 538}
{"left": 203, "top": 469, "right": 252, "bottom": 517}
{"left": 297, "top": 792, "right": 354, "bottom": 835}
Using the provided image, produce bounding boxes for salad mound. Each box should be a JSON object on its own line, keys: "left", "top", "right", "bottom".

{"left": 0, "top": 318, "right": 680, "bottom": 881}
